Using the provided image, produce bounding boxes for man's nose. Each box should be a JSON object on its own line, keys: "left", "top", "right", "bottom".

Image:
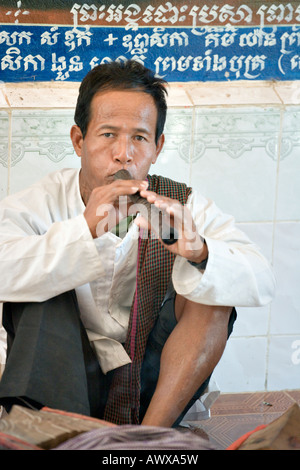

{"left": 112, "top": 137, "right": 133, "bottom": 164}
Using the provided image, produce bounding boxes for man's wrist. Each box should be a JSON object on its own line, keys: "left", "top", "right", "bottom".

{"left": 187, "top": 238, "right": 208, "bottom": 270}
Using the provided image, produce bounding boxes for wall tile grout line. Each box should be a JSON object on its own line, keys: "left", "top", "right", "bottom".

{"left": 6, "top": 109, "right": 12, "bottom": 197}
{"left": 264, "top": 102, "right": 285, "bottom": 391}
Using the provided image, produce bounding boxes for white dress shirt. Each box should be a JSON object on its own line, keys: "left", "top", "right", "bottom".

{"left": 0, "top": 168, "right": 275, "bottom": 375}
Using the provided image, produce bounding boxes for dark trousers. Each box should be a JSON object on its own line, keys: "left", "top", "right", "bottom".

{"left": 0, "top": 290, "right": 236, "bottom": 425}
{"left": 0, "top": 290, "right": 112, "bottom": 417}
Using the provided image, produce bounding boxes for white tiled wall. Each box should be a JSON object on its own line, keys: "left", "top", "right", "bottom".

{"left": 0, "top": 80, "right": 299, "bottom": 393}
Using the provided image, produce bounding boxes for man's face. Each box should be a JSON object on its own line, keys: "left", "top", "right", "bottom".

{"left": 71, "top": 89, "right": 164, "bottom": 199}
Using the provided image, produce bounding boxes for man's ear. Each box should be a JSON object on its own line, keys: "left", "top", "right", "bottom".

{"left": 70, "top": 125, "right": 83, "bottom": 157}
{"left": 152, "top": 133, "right": 165, "bottom": 164}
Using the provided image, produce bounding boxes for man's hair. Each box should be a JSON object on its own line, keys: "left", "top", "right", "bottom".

{"left": 74, "top": 60, "right": 168, "bottom": 144}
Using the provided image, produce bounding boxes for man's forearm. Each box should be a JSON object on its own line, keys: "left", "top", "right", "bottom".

{"left": 141, "top": 300, "right": 232, "bottom": 427}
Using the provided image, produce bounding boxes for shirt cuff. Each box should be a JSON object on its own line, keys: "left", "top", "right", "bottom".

{"left": 172, "top": 236, "right": 234, "bottom": 301}
{"left": 86, "top": 330, "right": 131, "bottom": 374}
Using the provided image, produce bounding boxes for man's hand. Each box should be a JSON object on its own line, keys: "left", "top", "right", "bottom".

{"left": 83, "top": 179, "right": 148, "bottom": 238}
{"left": 136, "top": 189, "right": 208, "bottom": 264}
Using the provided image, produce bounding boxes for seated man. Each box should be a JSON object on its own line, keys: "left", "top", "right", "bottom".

{"left": 0, "top": 60, "right": 275, "bottom": 427}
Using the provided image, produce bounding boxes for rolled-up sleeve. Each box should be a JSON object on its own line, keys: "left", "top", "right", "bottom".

{"left": 0, "top": 206, "right": 106, "bottom": 303}
{"left": 172, "top": 192, "right": 276, "bottom": 307}
{"left": 0, "top": 168, "right": 136, "bottom": 372}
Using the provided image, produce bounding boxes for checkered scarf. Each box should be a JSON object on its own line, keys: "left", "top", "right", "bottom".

{"left": 103, "top": 175, "right": 192, "bottom": 424}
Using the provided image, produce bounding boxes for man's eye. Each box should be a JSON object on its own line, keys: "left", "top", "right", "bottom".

{"left": 135, "top": 135, "right": 145, "bottom": 141}
{"left": 103, "top": 133, "right": 114, "bottom": 138}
